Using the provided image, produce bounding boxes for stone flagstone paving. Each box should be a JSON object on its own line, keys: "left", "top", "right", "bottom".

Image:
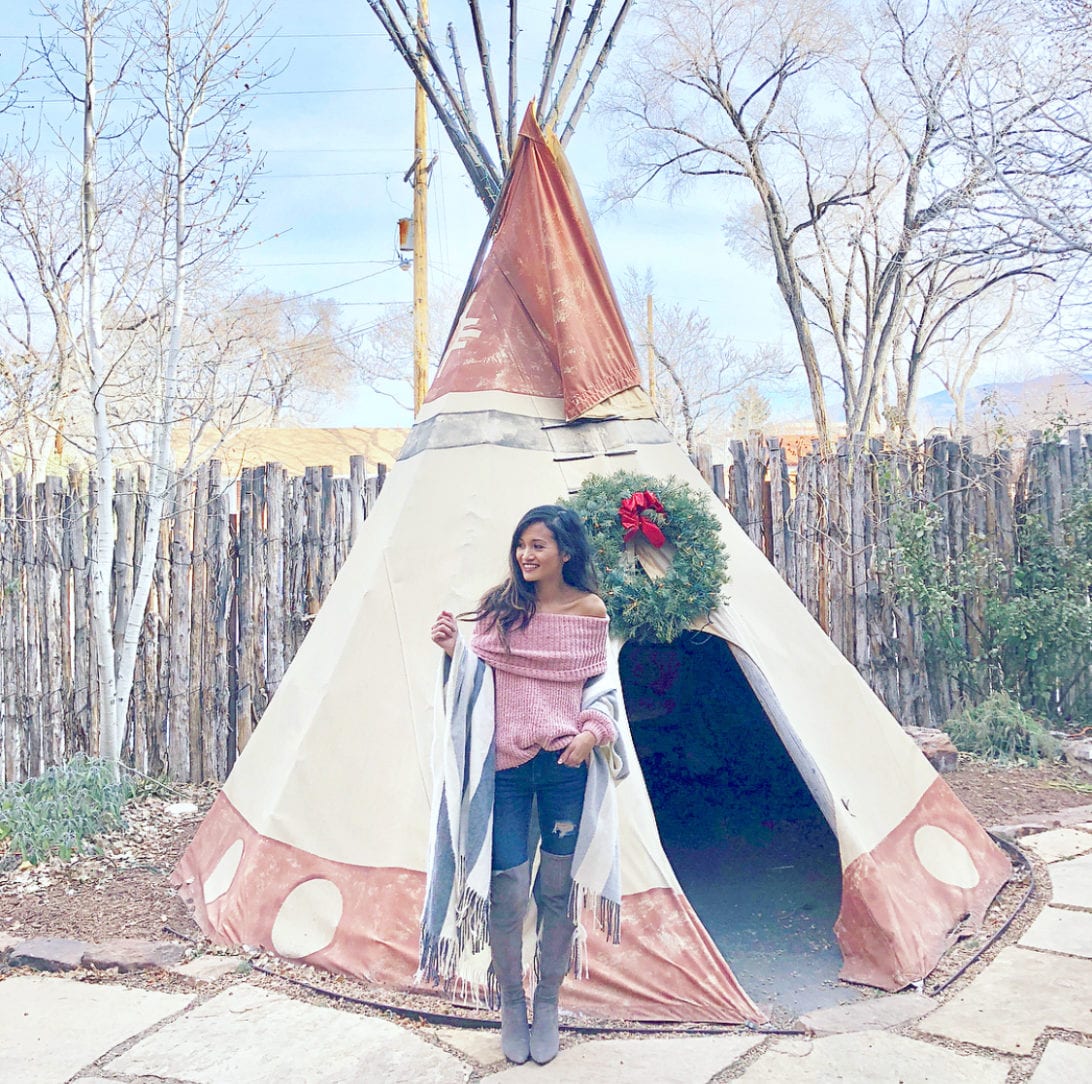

{"left": 7, "top": 815, "right": 1092, "bottom": 1084}
{"left": 426, "top": 1024, "right": 505, "bottom": 1066}
{"left": 484, "top": 1033, "right": 764, "bottom": 1083}
{"left": 917, "top": 945, "right": 1092, "bottom": 1054}
{"left": 1047, "top": 852, "right": 1092, "bottom": 908}
{"left": 107, "top": 983, "right": 470, "bottom": 1084}
{"left": 1019, "top": 827, "right": 1092, "bottom": 864}
{"left": 1027, "top": 1039, "right": 1092, "bottom": 1084}
{"left": 0, "top": 974, "right": 191, "bottom": 1084}
{"left": 733, "top": 1030, "right": 1008, "bottom": 1083}
{"left": 1019, "top": 904, "right": 1092, "bottom": 957}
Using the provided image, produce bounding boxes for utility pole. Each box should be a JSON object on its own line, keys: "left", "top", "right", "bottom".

{"left": 412, "top": 0, "right": 430, "bottom": 415}
{"left": 645, "top": 293, "right": 657, "bottom": 407}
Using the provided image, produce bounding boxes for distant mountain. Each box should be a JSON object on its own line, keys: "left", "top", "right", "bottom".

{"left": 916, "top": 371, "right": 1092, "bottom": 433}
{"left": 761, "top": 371, "right": 1092, "bottom": 443}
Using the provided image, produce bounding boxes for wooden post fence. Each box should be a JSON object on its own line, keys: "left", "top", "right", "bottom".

{"left": 2, "top": 432, "right": 1090, "bottom": 783}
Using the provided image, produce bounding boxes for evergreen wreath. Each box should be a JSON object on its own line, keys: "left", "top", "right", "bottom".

{"left": 564, "top": 470, "right": 729, "bottom": 643}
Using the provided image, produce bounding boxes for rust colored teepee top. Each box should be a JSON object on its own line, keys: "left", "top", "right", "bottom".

{"left": 424, "top": 105, "right": 642, "bottom": 419}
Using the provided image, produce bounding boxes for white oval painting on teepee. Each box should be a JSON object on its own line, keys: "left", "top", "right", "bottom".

{"left": 202, "top": 839, "right": 245, "bottom": 904}
{"left": 271, "top": 878, "right": 344, "bottom": 959}
{"left": 913, "top": 825, "right": 980, "bottom": 889}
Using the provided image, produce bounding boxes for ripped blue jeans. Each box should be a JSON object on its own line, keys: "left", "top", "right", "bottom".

{"left": 492, "top": 748, "right": 587, "bottom": 872}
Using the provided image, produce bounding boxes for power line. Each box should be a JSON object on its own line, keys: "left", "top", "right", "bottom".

{"left": 242, "top": 265, "right": 403, "bottom": 303}
{"left": 252, "top": 34, "right": 388, "bottom": 40}
{"left": 18, "top": 86, "right": 414, "bottom": 106}
{"left": 0, "top": 33, "right": 388, "bottom": 41}
{"left": 239, "top": 86, "right": 413, "bottom": 97}
{"left": 250, "top": 260, "right": 400, "bottom": 268}
{"left": 264, "top": 148, "right": 413, "bottom": 154}
{"left": 264, "top": 171, "right": 405, "bottom": 179}
{"left": 3, "top": 265, "right": 407, "bottom": 319}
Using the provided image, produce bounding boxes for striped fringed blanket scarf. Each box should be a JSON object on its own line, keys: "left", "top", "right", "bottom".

{"left": 418, "top": 635, "right": 631, "bottom": 1003}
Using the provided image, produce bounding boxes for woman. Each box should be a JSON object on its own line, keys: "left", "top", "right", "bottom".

{"left": 429, "top": 505, "right": 618, "bottom": 1065}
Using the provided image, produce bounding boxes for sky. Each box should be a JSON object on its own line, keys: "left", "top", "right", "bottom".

{"left": 0, "top": 0, "right": 805, "bottom": 432}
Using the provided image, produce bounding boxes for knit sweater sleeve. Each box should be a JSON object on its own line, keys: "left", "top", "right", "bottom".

{"left": 577, "top": 708, "right": 615, "bottom": 746}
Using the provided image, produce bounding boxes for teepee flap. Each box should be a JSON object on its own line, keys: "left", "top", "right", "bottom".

{"left": 424, "top": 104, "right": 642, "bottom": 420}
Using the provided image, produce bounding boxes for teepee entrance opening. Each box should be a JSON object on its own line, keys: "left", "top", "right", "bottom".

{"left": 619, "top": 633, "right": 861, "bottom": 1017}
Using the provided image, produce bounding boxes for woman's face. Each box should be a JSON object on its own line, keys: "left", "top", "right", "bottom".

{"left": 514, "top": 521, "right": 567, "bottom": 586}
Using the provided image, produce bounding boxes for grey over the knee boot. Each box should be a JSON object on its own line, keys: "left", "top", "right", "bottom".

{"left": 530, "top": 851, "right": 576, "bottom": 1065}
{"left": 489, "top": 862, "right": 531, "bottom": 1064}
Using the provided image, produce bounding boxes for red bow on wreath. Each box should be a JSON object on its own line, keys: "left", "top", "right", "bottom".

{"left": 619, "top": 490, "right": 666, "bottom": 548}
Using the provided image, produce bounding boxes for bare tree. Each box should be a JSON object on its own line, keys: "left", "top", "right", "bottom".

{"left": 612, "top": 1, "right": 845, "bottom": 449}
{"left": 349, "top": 303, "right": 420, "bottom": 413}
{"left": 942, "top": 0, "right": 1092, "bottom": 262}
{"left": 175, "top": 290, "right": 359, "bottom": 439}
{"left": 0, "top": 151, "right": 82, "bottom": 477}
{"left": 0, "top": 196, "right": 352, "bottom": 474}
{"left": 619, "top": 267, "right": 787, "bottom": 454}
{"left": 219, "top": 292, "right": 356, "bottom": 423}
{"left": 0, "top": 49, "right": 53, "bottom": 476}
{"left": 938, "top": 290, "right": 1021, "bottom": 438}
{"left": 67, "top": 0, "right": 137, "bottom": 772}
{"left": 366, "top": 1, "right": 635, "bottom": 208}
{"left": 28, "top": 0, "right": 276, "bottom": 773}
{"left": 88, "top": 286, "right": 360, "bottom": 473}
{"left": 611, "top": 0, "right": 1072, "bottom": 449}
{"left": 349, "top": 286, "right": 459, "bottom": 412}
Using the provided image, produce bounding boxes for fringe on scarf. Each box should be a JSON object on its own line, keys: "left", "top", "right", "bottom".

{"left": 417, "top": 862, "right": 492, "bottom": 992}
{"left": 529, "top": 920, "right": 593, "bottom": 988}
{"left": 528, "top": 876, "right": 623, "bottom": 989}
{"left": 570, "top": 878, "right": 622, "bottom": 945}
{"left": 417, "top": 942, "right": 500, "bottom": 1010}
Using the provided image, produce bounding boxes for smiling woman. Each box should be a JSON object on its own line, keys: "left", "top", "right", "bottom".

{"left": 424, "top": 503, "right": 623, "bottom": 1066}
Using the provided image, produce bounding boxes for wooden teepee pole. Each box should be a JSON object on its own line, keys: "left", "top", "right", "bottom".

{"left": 559, "top": 0, "right": 634, "bottom": 145}
{"left": 538, "top": 0, "right": 572, "bottom": 117}
{"left": 368, "top": 2, "right": 632, "bottom": 206}
{"left": 545, "top": 0, "right": 605, "bottom": 131}
{"left": 467, "top": 0, "right": 509, "bottom": 171}
{"left": 506, "top": 0, "right": 518, "bottom": 156}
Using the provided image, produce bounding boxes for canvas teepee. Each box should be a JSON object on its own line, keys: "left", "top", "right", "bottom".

{"left": 173, "top": 106, "right": 1010, "bottom": 1023}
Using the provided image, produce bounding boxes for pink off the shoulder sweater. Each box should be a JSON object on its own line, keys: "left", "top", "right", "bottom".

{"left": 471, "top": 612, "right": 615, "bottom": 771}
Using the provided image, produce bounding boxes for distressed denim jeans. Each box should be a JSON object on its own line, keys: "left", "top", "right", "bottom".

{"left": 492, "top": 748, "right": 588, "bottom": 871}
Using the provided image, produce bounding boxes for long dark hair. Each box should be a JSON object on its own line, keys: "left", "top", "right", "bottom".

{"left": 468, "top": 505, "right": 598, "bottom": 642}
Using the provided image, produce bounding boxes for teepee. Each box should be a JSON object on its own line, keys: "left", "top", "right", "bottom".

{"left": 173, "top": 106, "right": 1009, "bottom": 1023}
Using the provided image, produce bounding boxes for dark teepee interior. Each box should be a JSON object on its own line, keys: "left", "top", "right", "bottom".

{"left": 620, "top": 634, "right": 866, "bottom": 1018}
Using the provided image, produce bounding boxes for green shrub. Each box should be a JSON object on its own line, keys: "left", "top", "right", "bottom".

{"left": 986, "top": 500, "right": 1092, "bottom": 721}
{"left": 882, "top": 470, "right": 1092, "bottom": 725}
{"left": 945, "top": 691, "right": 1060, "bottom": 763}
{"left": 0, "top": 755, "right": 137, "bottom": 866}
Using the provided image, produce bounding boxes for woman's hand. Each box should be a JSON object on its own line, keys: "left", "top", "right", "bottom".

{"left": 430, "top": 610, "right": 457, "bottom": 657}
{"left": 558, "top": 731, "right": 597, "bottom": 767}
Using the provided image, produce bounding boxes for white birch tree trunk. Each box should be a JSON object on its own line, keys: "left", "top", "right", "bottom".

{"left": 79, "top": 1, "right": 123, "bottom": 772}
{"left": 43, "top": 0, "right": 270, "bottom": 778}
{"left": 112, "top": 0, "right": 266, "bottom": 769}
{"left": 115, "top": 146, "right": 187, "bottom": 732}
